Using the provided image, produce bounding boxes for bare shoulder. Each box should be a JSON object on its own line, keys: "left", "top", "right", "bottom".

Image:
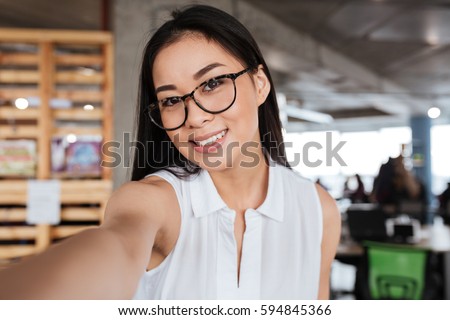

{"left": 314, "top": 184, "right": 341, "bottom": 242}
{"left": 103, "top": 175, "right": 178, "bottom": 231}
{"left": 314, "top": 184, "right": 340, "bottom": 224}
{"left": 315, "top": 183, "right": 341, "bottom": 299}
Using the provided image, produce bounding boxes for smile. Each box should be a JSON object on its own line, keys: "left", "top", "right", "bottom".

{"left": 190, "top": 129, "right": 228, "bottom": 154}
{"left": 194, "top": 130, "right": 227, "bottom": 146}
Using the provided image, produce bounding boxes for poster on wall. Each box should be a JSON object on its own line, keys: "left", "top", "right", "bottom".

{"left": 51, "top": 135, "right": 102, "bottom": 177}
{"left": 0, "top": 140, "right": 36, "bottom": 177}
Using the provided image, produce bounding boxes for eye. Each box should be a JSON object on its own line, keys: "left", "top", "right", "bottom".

{"left": 202, "top": 78, "right": 224, "bottom": 92}
{"left": 161, "top": 96, "right": 182, "bottom": 108}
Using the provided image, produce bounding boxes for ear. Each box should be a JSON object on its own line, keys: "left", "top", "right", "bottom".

{"left": 253, "top": 65, "right": 271, "bottom": 106}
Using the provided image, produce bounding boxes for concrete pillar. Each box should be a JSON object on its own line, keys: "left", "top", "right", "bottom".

{"left": 410, "top": 115, "right": 432, "bottom": 206}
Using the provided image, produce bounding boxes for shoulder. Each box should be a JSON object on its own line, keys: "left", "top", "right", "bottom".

{"left": 104, "top": 175, "right": 179, "bottom": 230}
{"left": 315, "top": 183, "right": 341, "bottom": 299}
{"left": 314, "top": 184, "right": 340, "bottom": 222}
{"left": 314, "top": 183, "right": 341, "bottom": 257}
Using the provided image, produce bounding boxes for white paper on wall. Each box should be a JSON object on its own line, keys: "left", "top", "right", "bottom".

{"left": 26, "top": 180, "right": 61, "bottom": 225}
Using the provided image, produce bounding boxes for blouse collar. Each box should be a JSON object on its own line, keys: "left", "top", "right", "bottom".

{"left": 189, "top": 160, "right": 285, "bottom": 222}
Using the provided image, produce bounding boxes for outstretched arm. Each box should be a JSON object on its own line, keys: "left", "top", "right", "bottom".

{"left": 0, "top": 181, "right": 166, "bottom": 299}
{"left": 316, "top": 184, "right": 341, "bottom": 300}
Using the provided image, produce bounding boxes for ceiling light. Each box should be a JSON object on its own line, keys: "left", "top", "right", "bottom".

{"left": 428, "top": 107, "right": 441, "bottom": 119}
{"left": 284, "top": 105, "right": 334, "bottom": 124}
{"left": 14, "top": 98, "right": 29, "bottom": 110}
{"left": 83, "top": 104, "right": 94, "bottom": 111}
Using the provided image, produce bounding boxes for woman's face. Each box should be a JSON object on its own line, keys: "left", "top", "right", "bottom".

{"left": 152, "top": 34, "right": 270, "bottom": 171}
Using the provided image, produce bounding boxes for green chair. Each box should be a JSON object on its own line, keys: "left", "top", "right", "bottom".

{"left": 363, "top": 242, "right": 428, "bottom": 299}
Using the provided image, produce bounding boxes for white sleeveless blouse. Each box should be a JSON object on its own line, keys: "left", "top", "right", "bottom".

{"left": 132, "top": 162, "right": 323, "bottom": 299}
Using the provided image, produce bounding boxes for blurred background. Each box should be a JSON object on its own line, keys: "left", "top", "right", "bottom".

{"left": 0, "top": 0, "right": 450, "bottom": 299}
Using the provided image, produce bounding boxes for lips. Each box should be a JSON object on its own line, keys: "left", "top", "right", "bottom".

{"left": 192, "top": 130, "right": 227, "bottom": 146}
{"left": 189, "top": 129, "right": 228, "bottom": 154}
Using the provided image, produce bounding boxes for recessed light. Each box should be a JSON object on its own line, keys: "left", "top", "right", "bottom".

{"left": 428, "top": 107, "right": 441, "bottom": 119}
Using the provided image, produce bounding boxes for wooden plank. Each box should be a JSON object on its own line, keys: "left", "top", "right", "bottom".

{"left": 0, "top": 70, "right": 39, "bottom": 83}
{"left": 0, "top": 207, "right": 100, "bottom": 222}
{"left": 0, "top": 28, "right": 112, "bottom": 44}
{"left": 0, "top": 193, "right": 109, "bottom": 205}
{"left": 52, "top": 225, "right": 96, "bottom": 239}
{"left": 53, "top": 108, "right": 103, "bottom": 121}
{"left": 61, "top": 193, "right": 110, "bottom": 204}
{"left": 0, "top": 180, "right": 29, "bottom": 193}
{"left": 0, "top": 226, "right": 37, "bottom": 240}
{"left": 35, "top": 224, "right": 50, "bottom": 251}
{"left": 55, "top": 71, "right": 104, "bottom": 84}
{"left": 102, "top": 42, "right": 114, "bottom": 180}
{"left": 0, "top": 89, "right": 39, "bottom": 100}
{"left": 61, "top": 180, "right": 112, "bottom": 193}
{"left": 37, "top": 42, "right": 52, "bottom": 180}
{"left": 0, "top": 195, "right": 27, "bottom": 205}
{"left": 0, "top": 125, "right": 38, "bottom": 138}
{"left": 0, "top": 180, "right": 112, "bottom": 205}
{"left": 0, "top": 179, "right": 112, "bottom": 193}
{"left": 54, "top": 90, "right": 103, "bottom": 102}
{"left": 0, "top": 208, "right": 26, "bottom": 221}
{"left": 0, "top": 107, "right": 39, "bottom": 119}
{"left": 0, "top": 245, "right": 36, "bottom": 259}
{"left": 53, "top": 126, "right": 102, "bottom": 136}
{"left": 55, "top": 54, "right": 103, "bottom": 66}
{"left": 60, "top": 207, "right": 100, "bottom": 221}
{"left": 0, "top": 53, "right": 39, "bottom": 65}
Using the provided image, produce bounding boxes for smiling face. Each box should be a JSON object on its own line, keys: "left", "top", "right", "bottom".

{"left": 152, "top": 33, "right": 270, "bottom": 171}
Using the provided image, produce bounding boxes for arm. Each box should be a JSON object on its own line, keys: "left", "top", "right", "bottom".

{"left": 316, "top": 184, "right": 341, "bottom": 300}
{"left": 0, "top": 181, "right": 167, "bottom": 299}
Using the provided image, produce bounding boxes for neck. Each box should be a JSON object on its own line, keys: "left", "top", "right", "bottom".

{"left": 208, "top": 151, "right": 270, "bottom": 213}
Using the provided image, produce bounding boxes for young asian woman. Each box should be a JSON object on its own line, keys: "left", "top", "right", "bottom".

{"left": 0, "top": 4, "right": 340, "bottom": 300}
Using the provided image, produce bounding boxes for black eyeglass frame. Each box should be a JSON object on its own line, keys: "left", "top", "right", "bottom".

{"left": 148, "top": 67, "right": 253, "bottom": 131}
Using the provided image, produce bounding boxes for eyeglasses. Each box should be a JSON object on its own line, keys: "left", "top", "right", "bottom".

{"left": 148, "top": 67, "right": 252, "bottom": 131}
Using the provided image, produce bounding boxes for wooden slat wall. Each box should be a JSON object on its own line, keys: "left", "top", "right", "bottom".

{"left": 0, "top": 28, "right": 114, "bottom": 265}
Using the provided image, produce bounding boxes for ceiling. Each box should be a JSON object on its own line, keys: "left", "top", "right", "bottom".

{"left": 0, "top": 0, "right": 102, "bottom": 30}
{"left": 243, "top": 0, "right": 450, "bottom": 131}
{"left": 0, "top": 0, "right": 449, "bottom": 131}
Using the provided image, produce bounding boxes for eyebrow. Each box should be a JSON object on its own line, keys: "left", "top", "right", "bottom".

{"left": 154, "top": 62, "right": 225, "bottom": 95}
{"left": 155, "top": 84, "right": 176, "bottom": 94}
{"left": 193, "top": 62, "right": 225, "bottom": 80}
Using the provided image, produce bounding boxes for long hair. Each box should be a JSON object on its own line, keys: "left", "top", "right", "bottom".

{"left": 131, "top": 4, "right": 290, "bottom": 181}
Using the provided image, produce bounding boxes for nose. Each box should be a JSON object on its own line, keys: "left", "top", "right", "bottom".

{"left": 184, "top": 96, "right": 213, "bottom": 128}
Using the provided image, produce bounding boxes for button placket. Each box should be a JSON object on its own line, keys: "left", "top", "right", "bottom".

{"left": 238, "top": 209, "right": 262, "bottom": 299}
{"left": 216, "top": 208, "right": 239, "bottom": 299}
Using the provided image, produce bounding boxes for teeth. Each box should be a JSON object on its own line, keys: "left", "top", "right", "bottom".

{"left": 197, "top": 130, "right": 226, "bottom": 147}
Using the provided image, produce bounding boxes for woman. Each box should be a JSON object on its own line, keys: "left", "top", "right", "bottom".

{"left": 0, "top": 5, "right": 340, "bottom": 299}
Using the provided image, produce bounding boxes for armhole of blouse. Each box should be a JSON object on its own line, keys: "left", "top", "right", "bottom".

{"left": 311, "top": 181, "right": 324, "bottom": 247}
{"left": 146, "top": 171, "right": 184, "bottom": 220}
{"left": 143, "top": 171, "right": 184, "bottom": 275}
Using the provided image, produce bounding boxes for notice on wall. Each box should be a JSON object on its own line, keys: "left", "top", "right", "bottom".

{"left": 26, "top": 180, "right": 61, "bottom": 225}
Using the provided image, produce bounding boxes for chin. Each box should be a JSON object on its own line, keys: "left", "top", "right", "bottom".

{"left": 195, "top": 157, "right": 232, "bottom": 172}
